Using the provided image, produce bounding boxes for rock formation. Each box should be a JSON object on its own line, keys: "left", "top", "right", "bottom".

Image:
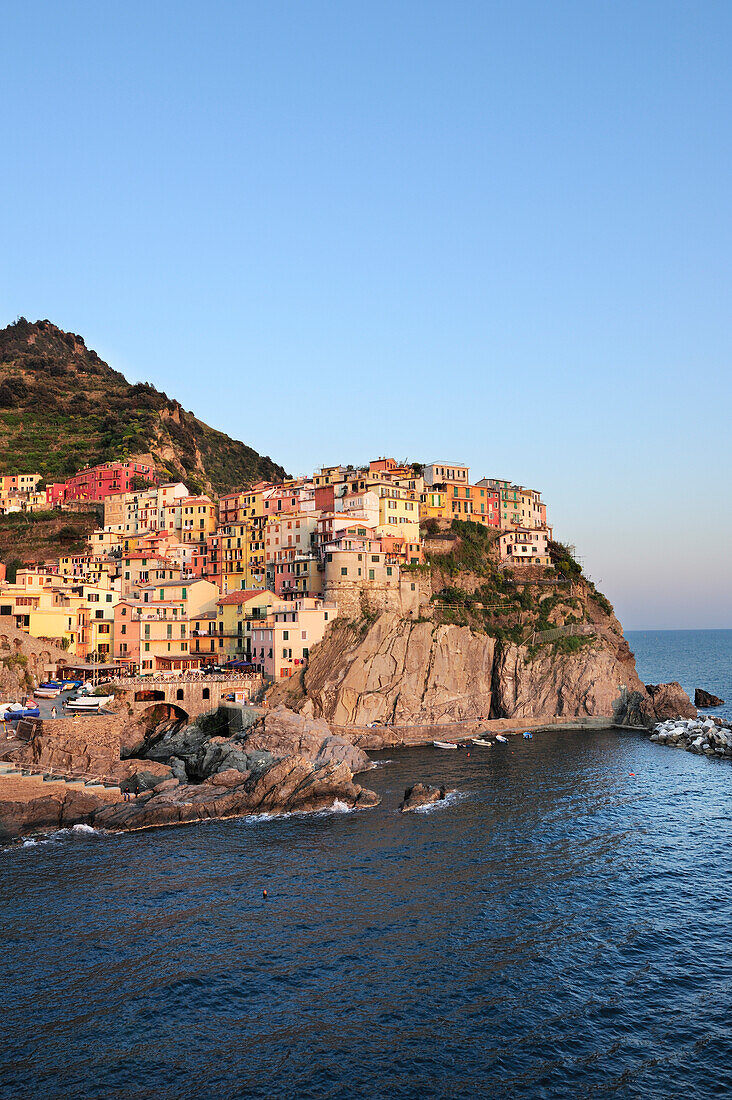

{"left": 278, "top": 614, "right": 656, "bottom": 727}
{"left": 92, "top": 757, "right": 379, "bottom": 832}
{"left": 650, "top": 716, "right": 732, "bottom": 758}
{"left": 243, "top": 705, "right": 372, "bottom": 773}
{"left": 645, "top": 682, "right": 697, "bottom": 720}
{"left": 399, "top": 783, "right": 448, "bottom": 812}
{"left": 0, "top": 703, "right": 381, "bottom": 840}
{"left": 694, "top": 688, "right": 724, "bottom": 708}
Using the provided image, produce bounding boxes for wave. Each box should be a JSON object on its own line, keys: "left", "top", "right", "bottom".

{"left": 6, "top": 823, "right": 107, "bottom": 853}
{"left": 243, "top": 799, "right": 360, "bottom": 825}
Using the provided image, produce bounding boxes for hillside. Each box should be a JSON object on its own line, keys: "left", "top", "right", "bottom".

{"left": 0, "top": 318, "right": 286, "bottom": 493}
{"left": 0, "top": 509, "right": 100, "bottom": 573}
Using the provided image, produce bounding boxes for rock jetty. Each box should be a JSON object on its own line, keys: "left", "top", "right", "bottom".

{"left": 650, "top": 717, "right": 732, "bottom": 758}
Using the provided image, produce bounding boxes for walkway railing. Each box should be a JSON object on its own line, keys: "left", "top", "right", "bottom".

{"left": 521, "top": 623, "right": 596, "bottom": 646}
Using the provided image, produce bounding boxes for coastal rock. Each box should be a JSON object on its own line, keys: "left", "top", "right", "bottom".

{"left": 650, "top": 718, "right": 732, "bottom": 761}
{"left": 244, "top": 706, "right": 371, "bottom": 773}
{"left": 0, "top": 786, "right": 110, "bottom": 842}
{"left": 694, "top": 689, "right": 725, "bottom": 708}
{"left": 399, "top": 783, "right": 448, "bottom": 812}
{"left": 645, "top": 683, "right": 697, "bottom": 720}
{"left": 493, "top": 637, "right": 649, "bottom": 722}
{"left": 91, "top": 755, "right": 380, "bottom": 832}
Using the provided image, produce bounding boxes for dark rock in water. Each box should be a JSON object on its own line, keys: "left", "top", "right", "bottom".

{"left": 694, "top": 689, "right": 725, "bottom": 708}
{"left": 645, "top": 682, "right": 697, "bottom": 720}
{"left": 399, "top": 783, "right": 448, "bottom": 812}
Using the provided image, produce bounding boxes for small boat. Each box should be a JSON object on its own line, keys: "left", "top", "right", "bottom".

{"left": 3, "top": 705, "right": 41, "bottom": 720}
{"left": 35, "top": 685, "right": 61, "bottom": 698}
{"left": 61, "top": 679, "right": 83, "bottom": 690}
{"left": 522, "top": 731, "right": 533, "bottom": 739}
{"left": 433, "top": 740, "right": 459, "bottom": 750}
{"left": 65, "top": 695, "right": 114, "bottom": 711}
{"left": 472, "top": 738, "right": 493, "bottom": 747}
{"left": 495, "top": 735, "right": 508, "bottom": 743}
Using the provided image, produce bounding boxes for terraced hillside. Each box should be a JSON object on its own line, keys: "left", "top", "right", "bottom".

{"left": 0, "top": 318, "right": 286, "bottom": 493}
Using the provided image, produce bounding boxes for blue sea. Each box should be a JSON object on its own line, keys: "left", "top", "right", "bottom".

{"left": 627, "top": 629, "right": 732, "bottom": 723}
{"left": 1, "top": 631, "right": 731, "bottom": 1099}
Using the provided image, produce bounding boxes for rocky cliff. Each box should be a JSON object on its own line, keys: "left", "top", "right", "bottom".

{"left": 284, "top": 614, "right": 651, "bottom": 727}
{"left": 268, "top": 522, "right": 673, "bottom": 728}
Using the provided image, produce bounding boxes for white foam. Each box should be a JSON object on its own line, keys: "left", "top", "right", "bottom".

{"left": 412, "top": 790, "right": 465, "bottom": 814}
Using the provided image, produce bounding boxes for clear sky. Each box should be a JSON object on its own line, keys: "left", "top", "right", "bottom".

{"left": 1, "top": 1, "right": 730, "bottom": 629}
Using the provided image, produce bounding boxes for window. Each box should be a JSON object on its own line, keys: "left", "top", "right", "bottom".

{"left": 144, "top": 642, "right": 150, "bottom": 652}
{"left": 341, "top": 567, "right": 348, "bottom": 576}
{"left": 369, "top": 569, "right": 375, "bottom": 581}
{"left": 283, "top": 630, "right": 289, "bottom": 640}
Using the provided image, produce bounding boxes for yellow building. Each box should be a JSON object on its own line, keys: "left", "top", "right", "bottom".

{"left": 420, "top": 488, "right": 448, "bottom": 520}
{"left": 373, "top": 485, "right": 421, "bottom": 542}
{"left": 215, "top": 589, "right": 277, "bottom": 662}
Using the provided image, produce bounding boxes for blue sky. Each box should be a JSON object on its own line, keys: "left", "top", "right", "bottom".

{"left": 1, "top": 1, "right": 730, "bottom": 629}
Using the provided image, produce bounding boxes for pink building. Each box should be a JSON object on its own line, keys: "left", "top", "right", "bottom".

{"left": 57, "top": 461, "right": 158, "bottom": 504}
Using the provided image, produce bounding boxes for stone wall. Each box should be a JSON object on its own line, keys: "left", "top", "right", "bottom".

{"left": 323, "top": 559, "right": 431, "bottom": 620}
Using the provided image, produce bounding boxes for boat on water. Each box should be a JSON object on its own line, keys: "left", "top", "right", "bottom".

{"left": 472, "top": 738, "right": 492, "bottom": 747}
{"left": 495, "top": 735, "right": 508, "bottom": 743}
{"left": 433, "top": 740, "right": 459, "bottom": 750}
{"left": 65, "top": 695, "right": 114, "bottom": 711}
{"left": 523, "top": 731, "right": 533, "bottom": 739}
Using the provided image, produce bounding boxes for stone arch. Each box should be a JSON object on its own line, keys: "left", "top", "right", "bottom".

{"left": 202, "top": 687, "right": 210, "bottom": 700}
{"left": 176, "top": 688, "right": 184, "bottom": 701}
{"left": 138, "top": 701, "right": 190, "bottom": 732}
{"left": 135, "top": 688, "right": 165, "bottom": 702}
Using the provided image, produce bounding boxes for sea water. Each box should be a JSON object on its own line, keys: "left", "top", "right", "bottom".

{"left": 2, "top": 632, "right": 731, "bottom": 1099}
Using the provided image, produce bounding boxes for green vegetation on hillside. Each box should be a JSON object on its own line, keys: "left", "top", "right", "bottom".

{"left": 424, "top": 519, "right": 614, "bottom": 646}
{"left": 0, "top": 318, "right": 286, "bottom": 493}
{"left": 0, "top": 509, "right": 100, "bottom": 567}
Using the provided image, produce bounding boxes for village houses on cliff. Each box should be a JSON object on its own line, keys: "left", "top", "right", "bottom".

{"left": 0, "top": 455, "right": 552, "bottom": 681}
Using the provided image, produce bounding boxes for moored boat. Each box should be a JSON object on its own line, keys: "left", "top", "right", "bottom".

{"left": 472, "top": 738, "right": 492, "bottom": 746}
{"left": 65, "top": 695, "right": 114, "bottom": 711}
{"left": 495, "top": 735, "right": 508, "bottom": 743}
{"left": 433, "top": 740, "right": 458, "bottom": 750}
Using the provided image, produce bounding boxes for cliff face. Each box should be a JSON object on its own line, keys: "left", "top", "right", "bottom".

{"left": 292, "top": 615, "right": 649, "bottom": 727}
{"left": 300, "top": 618, "right": 496, "bottom": 726}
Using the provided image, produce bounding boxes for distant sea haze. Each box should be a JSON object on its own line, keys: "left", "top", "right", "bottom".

{"left": 627, "top": 629, "right": 732, "bottom": 722}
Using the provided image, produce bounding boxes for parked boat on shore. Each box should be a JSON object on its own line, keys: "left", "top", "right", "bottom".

{"left": 65, "top": 695, "right": 114, "bottom": 711}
